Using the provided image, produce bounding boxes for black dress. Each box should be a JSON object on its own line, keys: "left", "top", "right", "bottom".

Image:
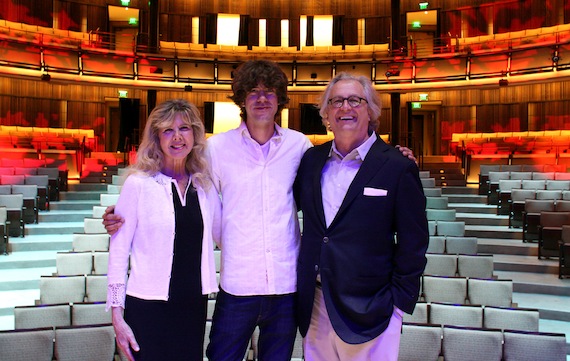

{"left": 125, "top": 184, "right": 207, "bottom": 361}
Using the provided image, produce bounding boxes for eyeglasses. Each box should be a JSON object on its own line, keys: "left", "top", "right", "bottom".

{"left": 328, "top": 96, "right": 367, "bottom": 108}
{"left": 247, "top": 88, "right": 277, "bottom": 99}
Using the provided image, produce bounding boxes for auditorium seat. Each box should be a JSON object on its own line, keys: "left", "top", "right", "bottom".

{"left": 0, "top": 194, "right": 25, "bottom": 237}
{"left": 427, "top": 236, "right": 445, "bottom": 254}
{"left": 429, "top": 302, "right": 483, "bottom": 328}
{"left": 92, "top": 251, "right": 109, "bottom": 275}
{"left": 0, "top": 327, "right": 55, "bottom": 361}
{"left": 72, "top": 233, "right": 109, "bottom": 252}
{"left": 14, "top": 303, "right": 71, "bottom": 329}
{"left": 538, "top": 211, "right": 570, "bottom": 259}
{"left": 424, "top": 254, "right": 458, "bottom": 277}
{"left": 85, "top": 274, "right": 107, "bottom": 302}
{"left": 445, "top": 236, "right": 478, "bottom": 255}
{"left": 71, "top": 302, "right": 111, "bottom": 326}
{"left": 39, "top": 275, "right": 86, "bottom": 305}
{"left": 55, "top": 251, "right": 93, "bottom": 276}
{"left": 442, "top": 326, "right": 503, "bottom": 361}
{"left": 54, "top": 324, "right": 115, "bottom": 361}
{"left": 523, "top": 199, "right": 555, "bottom": 242}
{"left": 483, "top": 306, "right": 539, "bottom": 332}
{"left": 457, "top": 254, "right": 494, "bottom": 279}
{"left": 422, "top": 275, "right": 467, "bottom": 304}
{"left": 509, "top": 189, "right": 536, "bottom": 228}
{"left": 398, "top": 323, "right": 442, "bottom": 361}
{"left": 502, "top": 330, "right": 567, "bottom": 361}
{"left": 467, "top": 278, "right": 513, "bottom": 307}
{"left": 402, "top": 302, "right": 428, "bottom": 324}
{"left": 0, "top": 206, "right": 7, "bottom": 255}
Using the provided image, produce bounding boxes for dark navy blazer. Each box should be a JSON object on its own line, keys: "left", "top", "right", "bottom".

{"left": 294, "top": 137, "right": 429, "bottom": 344}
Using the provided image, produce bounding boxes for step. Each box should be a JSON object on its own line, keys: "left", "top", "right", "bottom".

{"left": 477, "top": 237, "right": 538, "bottom": 256}
{"left": 494, "top": 270, "right": 570, "bottom": 297}
{"left": 446, "top": 202, "right": 497, "bottom": 214}
{"left": 464, "top": 224, "right": 522, "bottom": 239}
{"left": 8, "top": 234, "right": 73, "bottom": 252}
{"left": 79, "top": 175, "right": 114, "bottom": 184}
{"left": 0, "top": 266, "right": 55, "bottom": 292}
{"left": 442, "top": 186, "right": 479, "bottom": 195}
{"left": 24, "top": 222, "right": 85, "bottom": 236}
{"left": 38, "top": 210, "right": 92, "bottom": 223}
{"left": 68, "top": 183, "right": 109, "bottom": 192}
{"left": 422, "top": 163, "right": 463, "bottom": 170}
{"left": 0, "top": 289, "right": 39, "bottom": 320}
{"left": 456, "top": 212, "right": 509, "bottom": 226}
{"left": 59, "top": 191, "right": 104, "bottom": 201}
{"left": 0, "top": 250, "right": 59, "bottom": 270}
{"left": 446, "top": 194, "right": 488, "bottom": 204}
{"left": 437, "top": 179, "right": 467, "bottom": 187}
{"left": 493, "top": 254, "right": 559, "bottom": 275}
{"left": 48, "top": 200, "right": 100, "bottom": 211}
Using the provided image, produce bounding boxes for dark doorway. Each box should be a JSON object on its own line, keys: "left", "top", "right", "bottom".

{"left": 409, "top": 111, "right": 437, "bottom": 157}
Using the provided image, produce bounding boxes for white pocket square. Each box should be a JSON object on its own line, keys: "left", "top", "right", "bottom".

{"left": 363, "top": 187, "right": 388, "bottom": 196}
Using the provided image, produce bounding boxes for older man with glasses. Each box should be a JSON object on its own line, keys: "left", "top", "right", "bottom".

{"left": 294, "top": 72, "right": 429, "bottom": 361}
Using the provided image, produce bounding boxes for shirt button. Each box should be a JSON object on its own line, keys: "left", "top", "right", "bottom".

{"left": 323, "top": 237, "right": 329, "bottom": 243}
{"left": 266, "top": 249, "right": 271, "bottom": 253}
{"left": 314, "top": 265, "right": 319, "bottom": 272}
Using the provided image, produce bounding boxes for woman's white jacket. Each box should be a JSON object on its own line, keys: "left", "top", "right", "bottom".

{"left": 106, "top": 172, "right": 221, "bottom": 310}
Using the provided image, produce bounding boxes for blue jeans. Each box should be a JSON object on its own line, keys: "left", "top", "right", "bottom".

{"left": 206, "top": 288, "right": 297, "bottom": 361}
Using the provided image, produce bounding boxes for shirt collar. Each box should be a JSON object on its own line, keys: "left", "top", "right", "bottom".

{"left": 329, "top": 132, "right": 377, "bottom": 161}
{"left": 239, "top": 121, "right": 283, "bottom": 143}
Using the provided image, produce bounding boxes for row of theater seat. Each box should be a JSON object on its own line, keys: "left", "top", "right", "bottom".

{"left": 420, "top": 275, "right": 513, "bottom": 307}
{"left": 405, "top": 302, "right": 538, "bottom": 332}
{"left": 8, "top": 171, "right": 563, "bottom": 361}
{"left": 399, "top": 323, "right": 567, "bottom": 361}
{"left": 3, "top": 316, "right": 565, "bottom": 361}
{"left": 478, "top": 164, "right": 567, "bottom": 196}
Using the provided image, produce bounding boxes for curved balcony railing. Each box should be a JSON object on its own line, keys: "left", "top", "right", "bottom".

{"left": 0, "top": 19, "right": 569, "bottom": 89}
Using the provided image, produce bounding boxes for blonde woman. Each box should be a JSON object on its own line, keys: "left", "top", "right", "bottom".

{"left": 106, "top": 99, "right": 220, "bottom": 361}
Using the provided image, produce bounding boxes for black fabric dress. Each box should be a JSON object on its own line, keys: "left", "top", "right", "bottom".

{"left": 125, "top": 184, "right": 207, "bottom": 361}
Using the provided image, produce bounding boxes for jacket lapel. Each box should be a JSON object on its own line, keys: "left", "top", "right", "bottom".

{"left": 329, "top": 138, "right": 390, "bottom": 229}
{"left": 312, "top": 142, "right": 332, "bottom": 229}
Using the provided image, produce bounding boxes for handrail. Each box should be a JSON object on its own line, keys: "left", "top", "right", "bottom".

{"left": 1, "top": 21, "right": 569, "bottom": 87}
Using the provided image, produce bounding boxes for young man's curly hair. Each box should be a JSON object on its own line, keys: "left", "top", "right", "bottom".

{"left": 229, "top": 60, "right": 289, "bottom": 122}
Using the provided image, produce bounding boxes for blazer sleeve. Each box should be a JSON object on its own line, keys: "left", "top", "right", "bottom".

{"left": 391, "top": 161, "right": 429, "bottom": 314}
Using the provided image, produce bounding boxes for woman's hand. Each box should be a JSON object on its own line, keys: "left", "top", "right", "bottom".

{"left": 112, "top": 307, "right": 140, "bottom": 361}
{"left": 102, "top": 205, "right": 124, "bottom": 235}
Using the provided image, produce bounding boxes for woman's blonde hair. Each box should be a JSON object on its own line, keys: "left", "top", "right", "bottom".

{"left": 130, "top": 99, "right": 210, "bottom": 189}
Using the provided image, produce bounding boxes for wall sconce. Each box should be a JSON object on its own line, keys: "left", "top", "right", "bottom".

{"left": 41, "top": 74, "right": 51, "bottom": 81}
{"left": 184, "top": 85, "right": 193, "bottom": 92}
{"left": 499, "top": 79, "right": 509, "bottom": 87}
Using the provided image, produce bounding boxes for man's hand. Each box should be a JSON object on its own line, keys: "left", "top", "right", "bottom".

{"left": 396, "top": 145, "right": 417, "bottom": 164}
{"left": 102, "top": 205, "right": 124, "bottom": 236}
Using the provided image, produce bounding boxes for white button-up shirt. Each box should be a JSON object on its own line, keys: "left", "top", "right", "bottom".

{"left": 321, "top": 133, "right": 376, "bottom": 227}
{"left": 207, "top": 122, "right": 312, "bottom": 296}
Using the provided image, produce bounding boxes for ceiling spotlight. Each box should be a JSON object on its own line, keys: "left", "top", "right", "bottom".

{"left": 552, "top": 55, "right": 560, "bottom": 63}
